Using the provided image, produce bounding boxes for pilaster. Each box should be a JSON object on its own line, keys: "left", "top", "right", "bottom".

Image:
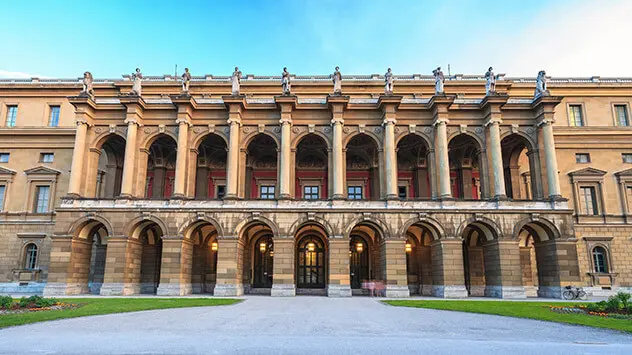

{"left": 429, "top": 95, "right": 455, "bottom": 200}
{"left": 156, "top": 236, "right": 194, "bottom": 296}
{"left": 171, "top": 95, "right": 196, "bottom": 199}
{"left": 275, "top": 96, "right": 298, "bottom": 200}
{"left": 271, "top": 237, "right": 296, "bottom": 296}
{"left": 100, "top": 236, "right": 143, "bottom": 295}
{"left": 119, "top": 96, "right": 146, "bottom": 198}
{"left": 328, "top": 95, "right": 349, "bottom": 200}
{"left": 378, "top": 95, "right": 402, "bottom": 200}
{"left": 223, "top": 95, "right": 246, "bottom": 200}
{"left": 327, "top": 237, "right": 352, "bottom": 297}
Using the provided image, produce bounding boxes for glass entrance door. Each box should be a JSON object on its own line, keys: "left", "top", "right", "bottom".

{"left": 253, "top": 235, "right": 273, "bottom": 288}
{"left": 297, "top": 235, "right": 326, "bottom": 288}
{"left": 350, "top": 236, "right": 369, "bottom": 289}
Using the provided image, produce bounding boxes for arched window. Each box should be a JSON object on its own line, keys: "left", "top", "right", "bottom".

{"left": 592, "top": 246, "right": 609, "bottom": 273}
{"left": 24, "top": 244, "right": 38, "bottom": 270}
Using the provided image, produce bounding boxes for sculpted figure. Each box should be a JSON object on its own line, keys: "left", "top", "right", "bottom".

{"left": 432, "top": 67, "right": 445, "bottom": 95}
{"left": 281, "top": 67, "right": 291, "bottom": 95}
{"left": 181, "top": 68, "right": 191, "bottom": 93}
{"left": 384, "top": 68, "right": 394, "bottom": 95}
{"left": 485, "top": 66, "right": 496, "bottom": 95}
{"left": 130, "top": 68, "right": 143, "bottom": 96}
{"left": 81, "top": 71, "right": 94, "bottom": 96}
{"left": 534, "top": 70, "right": 549, "bottom": 97}
{"left": 332, "top": 66, "right": 342, "bottom": 95}
{"left": 231, "top": 66, "right": 242, "bottom": 95}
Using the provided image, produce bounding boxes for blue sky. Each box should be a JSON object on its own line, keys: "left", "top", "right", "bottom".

{"left": 1, "top": 0, "right": 631, "bottom": 78}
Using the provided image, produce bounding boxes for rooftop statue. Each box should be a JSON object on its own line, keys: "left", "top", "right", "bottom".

{"left": 81, "top": 71, "right": 94, "bottom": 96}
{"left": 181, "top": 68, "right": 191, "bottom": 93}
{"left": 432, "top": 67, "right": 444, "bottom": 95}
{"left": 281, "top": 67, "right": 291, "bottom": 95}
{"left": 384, "top": 68, "right": 394, "bottom": 95}
{"left": 485, "top": 67, "right": 496, "bottom": 95}
{"left": 332, "top": 66, "right": 342, "bottom": 95}
{"left": 130, "top": 68, "right": 143, "bottom": 96}
{"left": 231, "top": 67, "right": 242, "bottom": 95}
{"left": 534, "top": 70, "right": 550, "bottom": 98}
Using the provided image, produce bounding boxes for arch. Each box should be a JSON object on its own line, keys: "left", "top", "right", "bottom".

{"left": 591, "top": 245, "right": 609, "bottom": 273}
{"left": 398, "top": 216, "right": 445, "bottom": 241}
{"left": 141, "top": 131, "right": 179, "bottom": 150}
{"left": 288, "top": 216, "right": 334, "bottom": 238}
{"left": 91, "top": 131, "right": 127, "bottom": 150}
{"left": 512, "top": 216, "right": 561, "bottom": 242}
{"left": 291, "top": 131, "right": 331, "bottom": 151}
{"left": 242, "top": 131, "right": 280, "bottom": 150}
{"left": 395, "top": 131, "right": 432, "bottom": 148}
{"left": 499, "top": 131, "right": 537, "bottom": 153}
{"left": 124, "top": 214, "right": 170, "bottom": 239}
{"left": 456, "top": 216, "right": 502, "bottom": 242}
{"left": 233, "top": 215, "right": 280, "bottom": 240}
{"left": 178, "top": 216, "right": 225, "bottom": 240}
{"left": 67, "top": 214, "right": 115, "bottom": 240}
{"left": 192, "top": 131, "right": 229, "bottom": 151}
{"left": 343, "top": 215, "right": 392, "bottom": 240}
{"left": 447, "top": 131, "right": 485, "bottom": 150}
{"left": 23, "top": 243, "right": 39, "bottom": 269}
{"left": 343, "top": 131, "right": 383, "bottom": 150}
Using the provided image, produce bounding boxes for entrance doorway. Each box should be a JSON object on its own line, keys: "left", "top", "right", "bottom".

{"left": 350, "top": 236, "right": 369, "bottom": 289}
{"left": 296, "top": 235, "right": 326, "bottom": 289}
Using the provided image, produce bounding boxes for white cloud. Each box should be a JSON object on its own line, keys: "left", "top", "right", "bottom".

{"left": 0, "top": 70, "right": 49, "bottom": 79}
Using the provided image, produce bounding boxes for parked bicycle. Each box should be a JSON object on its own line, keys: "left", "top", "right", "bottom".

{"left": 562, "top": 286, "right": 587, "bottom": 300}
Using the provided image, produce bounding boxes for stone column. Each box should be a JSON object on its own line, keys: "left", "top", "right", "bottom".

{"left": 383, "top": 118, "right": 398, "bottom": 199}
{"left": 331, "top": 119, "right": 344, "bottom": 199}
{"left": 482, "top": 240, "right": 526, "bottom": 298}
{"left": 173, "top": 120, "right": 190, "bottom": 198}
{"left": 43, "top": 235, "right": 91, "bottom": 296}
{"left": 279, "top": 118, "right": 292, "bottom": 199}
{"left": 225, "top": 119, "right": 241, "bottom": 199}
{"left": 214, "top": 238, "right": 244, "bottom": 296}
{"left": 271, "top": 237, "right": 296, "bottom": 296}
{"left": 157, "top": 237, "right": 194, "bottom": 296}
{"left": 120, "top": 120, "right": 139, "bottom": 197}
{"left": 434, "top": 121, "right": 451, "bottom": 198}
{"left": 430, "top": 239, "right": 468, "bottom": 298}
{"left": 327, "top": 237, "right": 351, "bottom": 297}
{"left": 539, "top": 120, "right": 561, "bottom": 199}
{"left": 486, "top": 121, "right": 506, "bottom": 199}
{"left": 100, "top": 236, "right": 143, "bottom": 295}
{"left": 381, "top": 239, "right": 410, "bottom": 297}
{"left": 67, "top": 121, "right": 89, "bottom": 197}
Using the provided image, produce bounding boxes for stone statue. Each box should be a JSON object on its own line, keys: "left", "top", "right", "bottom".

{"left": 181, "top": 68, "right": 191, "bottom": 93}
{"left": 384, "top": 68, "right": 394, "bottom": 95}
{"left": 231, "top": 66, "right": 242, "bottom": 95}
{"left": 534, "top": 70, "right": 549, "bottom": 98}
{"left": 130, "top": 68, "right": 143, "bottom": 96}
{"left": 81, "top": 71, "right": 94, "bottom": 96}
{"left": 281, "top": 67, "right": 291, "bottom": 95}
{"left": 485, "top": 66, "right": 496, "bottom": 95}
{"left": 432, "top": 67, "right": 444, "bottom": 95}
{"left": 332, "top": 66, "right": 342, "bottom": 95}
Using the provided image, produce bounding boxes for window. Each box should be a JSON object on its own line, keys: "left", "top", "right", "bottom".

{"left": 39, "top": 153, "right": 54, "bottom": 163}
{"left": 592, "top": 246, "right": 609, "bottom": 273}
{"left": 0, "top": 185, "right": 5, "bottom": 211}
{"left": 580, "top": 186, "right": 598, "bottom": 215}
{"left": 398, "top": 186, "right": 407, "bottom": 199}
{"left": 568, "top": 104, "right": 584, "bottom": 126}
{"left": 24, "top": 244, "right": 38, "bottom": 270}
{"left": 260, "top": 185, "right": 275, "bottom": 199}
{"left": 348, "top": 186, "right": 363, "bottom": 200}
{"left": 0, "top": 153, "right": 8, "bottom": 163}
{"left": 48, "top": 106, "right": 60, "bottom": 127}
{"left": 615, "top": 104, "right": 629, "bottom": 126}
{"left": 303, "top": 186, "right": 319, "bottom": 199}
{"left": 5, "top": 106, "right": 17, "bottom": 127}
{"left": 623, "top": 154, "right": 632, "bottom": 164}
{"left": 35, "top": 185, "right": 50, "bottom": 213}
{"left": 216, "top": 185, "right": 226, "bottom": 199}
{"left": 575, "top": 153, "right": 590, "bottom": 163}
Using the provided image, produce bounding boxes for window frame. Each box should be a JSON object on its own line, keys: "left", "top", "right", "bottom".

{"left": 568, "top": 167, "right": 606, "bottom": 217}
{"left": 591, "top": 246, "right": 609, "bottom": 273}
{"left": 622, "top": 154, "right": 632, "bottom": 164}
{"left": 611, "top": 102, "right": 631, "bottom": 127}
{"left": 347, "top": 185, "right": 363, "bottom": 200}
{"left": 4, "top": 104, "right": 18, "bottom": 127}
{"left": 0, "top": 153, "right": 9, "bottom": 163}
{"left": 259, "top": 185, "right": 276, "bottom": 200}
{"left": 303, "top": 185, "right": 320, "bottom": 200}
{"left": 23, "top": 243, "right": 39, "bottom": 270}
{"left": 566, "top": 103, "right": 586, "bottom": 127}
{"left": 579, "top": 185, "right": 598, "bottom": 216}
{"left": 23, "top": 166, "right": 60, "bottom": 214}
{"left": 48, "top": 105, "right": 61, "bottom": 127}
{"left": 575, "top": 153, "right": 590, "bottom": 164}
{"left": 39, "top": 153, "right": 54, "bottom": 163}
{"left": 34, "top": 185, "right": 51, "bottom": 213}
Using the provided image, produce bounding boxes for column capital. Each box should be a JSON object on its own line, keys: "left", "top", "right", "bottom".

{"left": 176, "top": 117, "right": 192, "bottom": 127}
{"left": 483, "top": 117, "right": 502, "bottom": 127}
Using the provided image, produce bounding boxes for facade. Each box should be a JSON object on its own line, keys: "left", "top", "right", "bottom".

{"left": 0, "top": 71, "right": 630, "bottom": 298}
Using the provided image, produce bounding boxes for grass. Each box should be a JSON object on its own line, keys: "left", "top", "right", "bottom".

{"left": 383, "top": 300, "right": 632, "bottom": 333}
{"left": 0, "top": 298, "right": 240, "bottom": 329}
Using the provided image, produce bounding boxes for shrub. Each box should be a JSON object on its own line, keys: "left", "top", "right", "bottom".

{"left": 615, "top": 292, "right": 631, "bottom": 309}
{"left": 0, "top": 295, "right": 12, "bottom": 309}
{"left": 17, "top": 295, "right": 57, "bottom": 309}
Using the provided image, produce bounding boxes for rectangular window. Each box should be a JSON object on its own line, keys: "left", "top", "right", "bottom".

{"left": 260, "top": 185, "right": 275, "bottom": 199}
{"left": 303, "top": 186, "right": 319, "bottom": 199}
{"left": 347, "top": 186, "right": 363, "bottom": 200}
{"left": 216, "top": 185, "right": 226, "bottom": 199}
{"left": 25, "top": 245, "right": 38, "bottom": 270}
{"left": 39, "top": 153, "right": 54, "bottom": 163}
{"left": 0, "top": 185, "right": 5, "bottom": 211}
{"left": 615, "top": 104, "right": 629, "bottom": 126}
{"left": 569, "top": 104, "right": 584, "bottom": 127}
{"left": 0, "top": 153, "right": 9, "bottom": 163}
{"left": 575, "top": 153, "right": 590, "bottom": 163}
{"left": 35, "top": 186, "right": 50, "bottom": 213}
{"left": 580, "top": 186, "right": 598, "bottom": 216}
{"left": 398, "top": 186, "right": 407, "bottom": 199}
{"left": 623, "top": 154, "right": 632, "bottom": 164}
{"left": 48, "top": 106, "right": 60, "bottom": 127}
{"left": 5, "top": 106, "right": 17, "bottom": 127}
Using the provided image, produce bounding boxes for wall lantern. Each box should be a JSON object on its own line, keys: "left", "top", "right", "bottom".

{"left": 260, "top": 242, "right": 267, "bottom": 253}
{"left": 211, "top": 242, "right": 218, "bottom": 251}
{"left": 405, "top": 243, "right": 412, "bottom": 253}
{"left": 307, "top": 242, "right": 316, "bottom": 252}
{"left": 355, "top": 242, "right": 363, "bottom": 253}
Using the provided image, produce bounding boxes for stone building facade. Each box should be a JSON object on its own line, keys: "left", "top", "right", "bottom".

{"left": 0, "top": 72, "right": 630, "bottom": 298}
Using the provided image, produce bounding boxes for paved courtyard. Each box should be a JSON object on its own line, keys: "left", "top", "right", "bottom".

{"left": 0, "top": 296, "right": 631, "bottom": 354}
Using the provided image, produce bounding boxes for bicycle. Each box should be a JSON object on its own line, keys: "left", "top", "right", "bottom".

{"left": 562, "top": 286, "right": 587, "bottom": 300}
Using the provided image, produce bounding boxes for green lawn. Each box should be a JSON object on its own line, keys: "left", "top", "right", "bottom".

{"left": 0, "top": 298, "right": 240, "bottom": 329}
{"left": 384, "top": 300, "right": 632, "bottom": 333}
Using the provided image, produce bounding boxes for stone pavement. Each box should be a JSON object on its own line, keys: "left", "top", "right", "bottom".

{"left": 0, "top": 296, "right": 630, "bottom": 354}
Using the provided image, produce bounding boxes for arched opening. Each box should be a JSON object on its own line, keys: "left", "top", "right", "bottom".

{"left": 518, "top": 231, "right": 539, "bottom": 297}
{"left": 592, "top": 246, "right": 609, "bottom": 273}
{"left": 295, "top": 134, "right": 328, "bottom": 199}
{"left": 347, "top": 222, "right": 384, "bottom": 295}
{"left": 68, "top": 219, "right": 110, "bottom": 295}
{"left": 346, "top": 134, "right": 380, "bottom": 200}
{"left": 404, "top": 223, "right": 437, "bottom": 295}
{"left": 95, "top": 135, "right": 125, "bottom": 198}
{"left": 449, "top": 134, "right": 484, "bottom": 200}
{"left": 397, "top": 134, "right": 431, "bottom": 199}
{"left": 245, "top": 134, "right": 278, "bottom": 199}
{"left": 145, "top": 135, "right": 177, "bottom": 199}
{"left": 501, "top": 134, "right": 540, "bottom": 200}
{"left": 137, "top": 223, "right": 163, "bottom": 294}
{"left": 87, "top": 226, "right": 107, "bottom": 294}
{"left": 295, "top": 224, "right": 328, "bottom": 292}
{"left": 239, "top": 221, "right": 275, "bottom": 294}
{"left": 24, "top": 243, "right": 38, "bottom": 270}
{"left": 461, "top": 222, "right": 498, "bottom": 297}
{"left": 349, "top": 235, "right": 369, "bottom": 289}
{"left": 187, "top": 222, "right": 220, "bottom": 294}
{"left": 195, "top": 134, "right": 228, "bottom": 199}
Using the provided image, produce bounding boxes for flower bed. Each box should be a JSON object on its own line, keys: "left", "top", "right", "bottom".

{"left": 549, "top": 292, "right": 632, "bottom": 320}
{"left": 0, "top": 295, "right": 80, "bottom": 315}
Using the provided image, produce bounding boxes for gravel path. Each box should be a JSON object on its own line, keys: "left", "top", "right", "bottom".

{"left": 0, "top": 296, "right": 630, "bottom": 354}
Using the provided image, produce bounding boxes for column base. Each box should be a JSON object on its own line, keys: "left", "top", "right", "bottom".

{"left": 548, "top": 195, "right": 566, "bottom": 202}
{"left": 157, "top": 283, "right": 192, "bottom": 296}
{"left": 538, "top": 286, "right": 564, "bottom": 299}
{"left": 223, "top": 193, "right": 239, "bottom": 201}
{"left": 492, "top": 195, "right": 508, "bottom": 201}
{"left": 278, "top": 194, "right": 292, "bottom": 200}
{"left": 469, "top": 285, "right": 485, "bottom": 297}
{"left": 327, "top": 284, "right": 352, "bottom": 297}
{"left": 170, "top": 194, "right": 188, "bottom": 200}
{"left": 484, "top": 285, "right": 527, "bottom": 299}
{"left": 432, "top": 285, "right": 468, "bottom": 298}
{"left": 385, "top": 194, "right": 399, "bottom": 200}
{"left": 213, "top": 283, "right": 244, "bottom": 297}
{"left": 63, "top": 193, "right": 81, "bottom": 199}
{"left": 271, "top": 284, "right": 296, "bottom": 297}
{"left": 43, "top": 282, "right": 88, "bottom": 296}
{"left": 100, "top": 282, "right": 140, "bottom": 296}
{"left": 331, "top": 194, "right": 345, "bottom": 200}
{"left": 385, "top": 285, "right": 410, "bottom": 298}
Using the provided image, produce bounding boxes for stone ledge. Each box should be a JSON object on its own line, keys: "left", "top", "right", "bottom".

{"left": 327, "top": 284, "right": 352, "bottom": 297}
